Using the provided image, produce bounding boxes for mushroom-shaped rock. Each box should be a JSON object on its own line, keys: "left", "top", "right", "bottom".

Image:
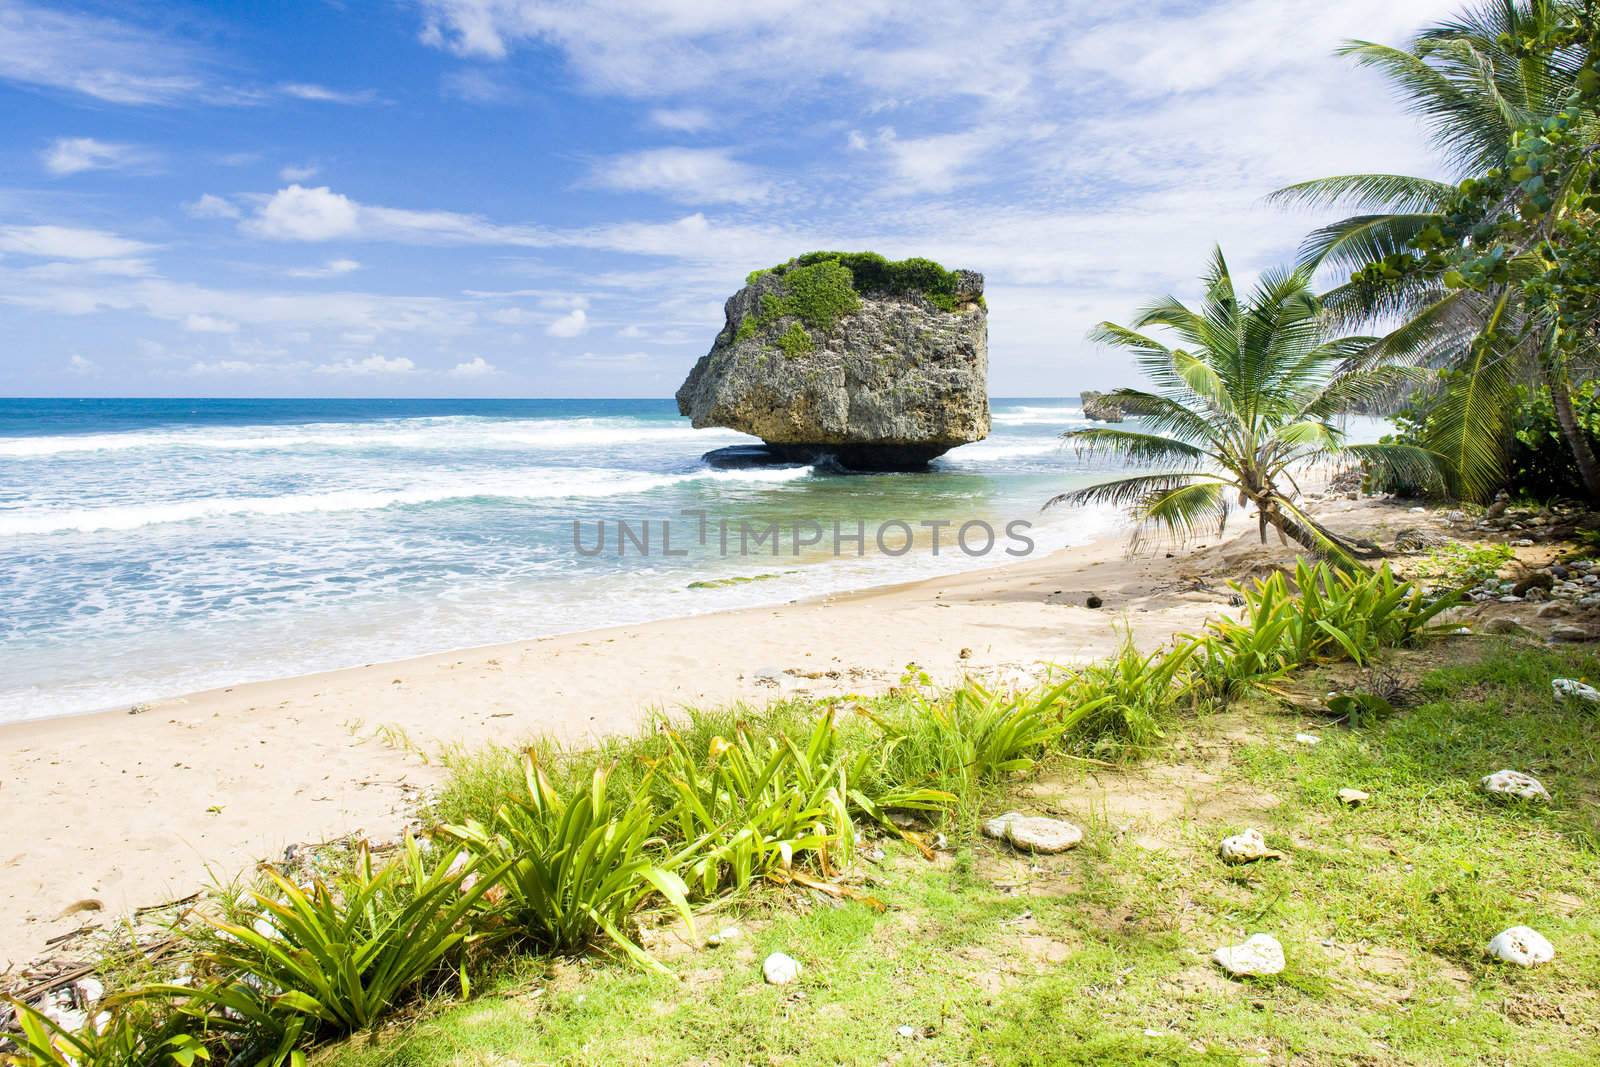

{"left": 1212, "top": 934, "right": 1285, "bottom": 977}
{"left": 1487, "top": 926, "right": 1554, "bottom": 966}
{"left": 676, "top": 252, "right": 989, "bottom": 471}
{"left": 1478, "top": 769, "right": 1551, "bottom": 802}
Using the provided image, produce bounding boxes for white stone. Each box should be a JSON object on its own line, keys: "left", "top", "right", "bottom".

{"left": 1294, "top": 732, "right": 1321, "bottom": 746}
{"left": 1002, "top": 815, "right": 1084, "bottom": 853}
{"left": 1478, "top": 769, "right": 1551, "bottom": 802}
{"left": 1212, "top": 934, "right": 1285, "bottom": 977}
{"left": 1218, "top": 828, "right": 1281, "bottom": 865}
{"left": 1487, "top": 926, "right": 1554, "bottom": 966}
{"left": 983, "top": 811, "right": 1083, "bottom": 852}
{"left": 73, "top": 977, "right": 105, "bottom": 1006}
{"left": 897, "top": 1025, "right": 917, "bottom": 1038}
{"left": 1337, "top": 788, "right": 1370, "bottom": 807}
{"left": 1552, "top": 678, "right": 1600, "bottom": 703}
{"left": 763, "top": 952, "right": 802, "bottom": 985}
{"left": 982, "top": 812, "right": 1022, "bottom": 840}
{"left": 707, "top": 926, "right": 742, "bottom": 947}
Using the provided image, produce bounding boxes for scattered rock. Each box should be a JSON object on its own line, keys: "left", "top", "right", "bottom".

{"left": 763, "top": 952, "right": 802, "bottom": 985}
{"left": 1513, "top": 574, "right": 1554, "bottom": 596}
{"left": 1478, "top": 769, "right": 1551, "bottom": 802}
{"left": 1337, "top": 788, "right": 1370, "bottom": 807}
{"left": 707, "top": 927, "right": 742, "bottom": 947}
{"left": 1085, "top": 594, "right": 1103, "bottom": 609}
{"left": 1392, "top": 527, "right": 1448, "bottom": 552}
{"left": 1484, "top": 617, "right": 1536, "bottom": 638}
{"left": 1294, "top": 732, "right": 1321, "bottom": 746}
{"left": 958, "top": 647, "right": 972, "bottom": 659}
{"left": 1537, "top": 602, "right": 1570, "bottom": 619}
{"left": 1487, "top": 926, "right": 1554, "bottom": 967}
{"left": 1549, "top": 624, "right": 1591, "bottom": 643}
{"left": 1218, "top": 828, "right": 1283, "bottom": 865}
{"left": 1212, "top": 934, "right": 1286, "bottom": 977}
{"left": 982, "top": 811, "right": 1083, "bottom": 853}
{"left": 1552, "top": 678, "right": 1600, "bottom": 703}
{"left": 1485, "top": 490, "right": 1510, "bottom": 519}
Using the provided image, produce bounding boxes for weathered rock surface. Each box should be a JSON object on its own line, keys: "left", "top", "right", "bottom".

{"left": 982, "top": 811, "right": 1083, "bottom": 853}
{"left": 1079, "top": 390, "right": 1128, "bottom": 422}
{"left": 1487, "top": 926, "right": 1554, "bottom": 966}
{"left": 1213, "top": 934, "right": 1285, "bottom": 977}
{"left": 1218, "top": 828, "right": 1283, "bottom": 865}
{"left": 1553, "top": 677, "right": 1600, "bottom": 702}
{"left": 1478, "top": 769, "right": 1551, "bottom": 802}
{"left": 676, "top": 259, "right": 989, "bottom": 470}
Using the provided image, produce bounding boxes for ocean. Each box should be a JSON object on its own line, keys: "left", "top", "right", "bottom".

{"left": 0, "top": 397, "right": 1135, "bottom": 724}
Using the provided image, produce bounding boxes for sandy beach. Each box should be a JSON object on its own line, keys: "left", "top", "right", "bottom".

{"left": 0, "top": 493, "right": 1403, "bottom": 973}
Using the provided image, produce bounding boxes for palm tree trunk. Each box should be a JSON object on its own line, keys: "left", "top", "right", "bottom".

{"left": 1542, "top": 361, "right": 1600, "bottom": 503}
{"left": 1261, "top": 501, "right": 1385, "bottom": 563}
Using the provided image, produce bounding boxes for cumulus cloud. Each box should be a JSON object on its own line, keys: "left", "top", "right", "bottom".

{"left": 449, "top": 356, "right": 497, "bottom": 376}
{"left": 545, "top": 307, "right": 588, "bottom": 337}
{"left": 67, "top": 353, "right": 96, "bottom": 375}
{"left": 246, "top": 185, "right": 361, "bottom": 240}
{"left": 41, "top": 137, "right": 152, "bottom": 176}
{"left": 242, "top": 184, "right": 550, "bottom": 245}
{"left": 585, "top": 147, "right": 770, "bottom": 204}
{"left": 279, "top": 161, "right": 320, "bottom": 182}
{"left": 314, "top": 354, "right": 416, "bottom": 375}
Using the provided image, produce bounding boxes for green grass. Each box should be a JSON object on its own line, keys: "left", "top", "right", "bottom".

{"left": 315, "top": 642, "right": 1600, "bottom": 1065}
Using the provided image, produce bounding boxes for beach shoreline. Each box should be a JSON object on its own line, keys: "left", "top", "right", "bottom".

{"left": 0, "top": 491, "right": 1404, "bottom": 973}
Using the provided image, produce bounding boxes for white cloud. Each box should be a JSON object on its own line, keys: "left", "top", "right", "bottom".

{"left": 279, "top": 161, "right": 320, "bottom": 182}
{"left": 314, "top": 354, "right": 417, "bottom": 376}
{"left": 585, "top": 147, "right": 770, "bottom": 204}
{"left": 286, "top": 257, "right": 362, "bottom": 279}
{"left": 278, "top": 82, "right": 379, "bottom": 104}
{"left": 246, "top": 185, "right": 361, "bottom": 240}
{"left": 545, "top": 307, "right": 588, "bottom": 337}
{"left": 67, "top": 353, "right": 96, "bottom": 375}
{"left": 188, "top": 359, "right": 265, "bottom": 375}
{"left": 562, "top": 350, "right": 649, "bottom": 366}
{"left": 186, "top": 194, "right": 241, "bottom": 219}
{"left": 0, "top": 0, "right": 204, "bottom": 104}
{"left": 488, "top": 307, "right": 533, "bottom": 324}
{"left": 243, "top": 184, "right": 550, "bottom": 245}
{"left": 449, "top": 356, "right": 497, "bottom": 376}
{"left": 42, "top": 137, "right": 151, "bottom": 176}
{"left": 183, "top": 314, "right": 239, "bottom": 334}
{"left": 442, "top": 68, "right": 518, "bottom": 102}
{"left": 649, "top": 107, "right": 712, "bottom": 132}
{"left": 0, "top": 224, "right": 153, "bottom": 260}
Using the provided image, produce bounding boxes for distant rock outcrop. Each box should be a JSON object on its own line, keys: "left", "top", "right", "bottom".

{"left": 675, "top": 252, "right": 989, "bottom": 470}
{"left": 1079, "top": 390, "right": 1128, "bottom": 422}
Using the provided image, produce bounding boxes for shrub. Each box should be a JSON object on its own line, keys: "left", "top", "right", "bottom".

{"left": 440, "top": 755, "right": 694, "bottom": 972}
{"left": 1, "top": 997, "right": 208, "bottom": 1067}
{"left": 167, "top": 835, "right": 500, "bottom": 1058}
{"left": 1061, "top": 638, "right": 1198, "bottom": 758}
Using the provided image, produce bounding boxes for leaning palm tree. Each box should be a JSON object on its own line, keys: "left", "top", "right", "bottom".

{"left": 1270, "top": 0, "right": 1600, "bottom": 501}
{"left": 1049, "top": 249, "right": 1437, "bottom": 565}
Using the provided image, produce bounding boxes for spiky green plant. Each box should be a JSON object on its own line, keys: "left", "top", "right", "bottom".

{"left": 1049, "top": 248, "right": 1439, "bottom": 563}
{"left": 440, "top": 755, "right": 694, "bottom": 972}
{"left": 158, "top": 835, "right": 500, "bottom": 1061}
{"left": 0, "top": 997, "right": 208, "bottom": 1067}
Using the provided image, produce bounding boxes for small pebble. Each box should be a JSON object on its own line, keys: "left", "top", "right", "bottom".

{"left": 1478, "top": 769, "right": 1550, "bottom": 802}
{"left": 1213, "top": 934, "right": 1285, "bottom": 977}
{"left": 1487, "top": 926, "right": 1554, "bottom": 967}
{"left": 763, "top": 952, "right": 802, "bottom": 985}
{"left": 1337, "top": 788, "right": 1369, "bottom": 807}
{"left": 1294, "top": 732, "right": 1321, "bottom": 746}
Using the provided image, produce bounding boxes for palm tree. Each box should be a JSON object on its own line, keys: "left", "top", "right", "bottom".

{"left": 1049, "top": 249, "right": 1436, "bottom": 565}
{"left": 1270, "top": 0, "right": 1600, "bottom": 502}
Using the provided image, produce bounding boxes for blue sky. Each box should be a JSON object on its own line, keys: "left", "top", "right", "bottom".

{"left": 1, "top": 0, "right": 1462, "bottom": 398}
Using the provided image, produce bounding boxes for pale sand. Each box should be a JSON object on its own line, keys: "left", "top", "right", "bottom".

{"left": 0, "top": 493, "right": 1404, "bottom": 970}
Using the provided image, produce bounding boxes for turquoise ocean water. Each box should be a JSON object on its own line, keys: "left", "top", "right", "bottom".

{"left": 0, "top": 397, "right": 1149, "bottom": 723}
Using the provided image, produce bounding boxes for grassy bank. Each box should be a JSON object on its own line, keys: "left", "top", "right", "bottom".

{"left": 321, "top": 643, "right": 1600, "bottom": 1065}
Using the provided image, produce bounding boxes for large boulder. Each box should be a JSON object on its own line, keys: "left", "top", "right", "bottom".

{"left": 1079, "top": 390, "right": 1127, "bottom": 422}
{"left": 675, "top": 252, "right": 989, "bottom": 470}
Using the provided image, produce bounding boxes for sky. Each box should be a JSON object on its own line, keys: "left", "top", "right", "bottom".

{"left": 0, "top": 0, "right": 1466, "bottom": 399}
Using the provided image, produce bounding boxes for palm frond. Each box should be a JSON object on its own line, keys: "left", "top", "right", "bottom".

{"left": 1267, "top": 174, "right": 1455, "bottom": 214}
{"left": 1061, "top": 427, "right": 1210, "bottom": 467}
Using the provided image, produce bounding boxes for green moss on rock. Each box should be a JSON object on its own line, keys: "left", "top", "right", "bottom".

{"left": 736, "top": 252, "right": 969, "bottom": 351}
